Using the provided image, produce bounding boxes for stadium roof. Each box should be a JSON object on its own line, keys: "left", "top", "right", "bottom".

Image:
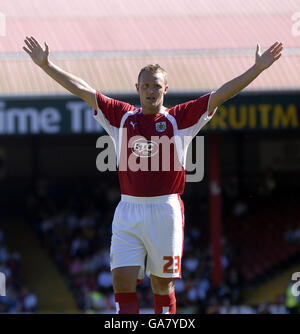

{"left": 0, "top": 0, "right": 299, "bottom": 96}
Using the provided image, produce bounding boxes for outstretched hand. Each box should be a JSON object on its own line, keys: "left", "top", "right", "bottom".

{"left": 255, "top": 42, "right": 283, "bottom": 71}
{"left": 23, "top": 36, "right": 49, "bottom": 67}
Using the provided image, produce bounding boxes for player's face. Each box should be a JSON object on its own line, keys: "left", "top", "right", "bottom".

{"left": 136, "top": 71, "right": 168, "bottom": 113}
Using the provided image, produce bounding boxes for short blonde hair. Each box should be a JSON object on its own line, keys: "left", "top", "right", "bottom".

{"left": 138, "top": 64, "right": 168, "bottom": 85}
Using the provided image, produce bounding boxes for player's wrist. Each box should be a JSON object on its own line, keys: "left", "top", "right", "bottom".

{"left": 39, "top": 58, "right": 50, "bottom": 70}
{"left": 253, "top": 62, "right": 266, "bottom": 73}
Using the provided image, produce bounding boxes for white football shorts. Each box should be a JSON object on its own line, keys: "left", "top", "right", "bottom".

{"left": 110, "top": 193, "right": 185, "bottom": 280}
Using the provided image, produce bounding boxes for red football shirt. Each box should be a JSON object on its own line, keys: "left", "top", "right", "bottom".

{"left": 93, "top": 91, "right": 216, "bottom": 197}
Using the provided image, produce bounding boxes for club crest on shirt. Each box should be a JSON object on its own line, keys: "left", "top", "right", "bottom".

{"left": 155, "top": 121, "right": 166, "bottom": 132}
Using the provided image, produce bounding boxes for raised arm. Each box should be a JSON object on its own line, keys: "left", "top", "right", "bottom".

{"left": 23, "top": 36, "right": 97, "bottom": 110}
{"left": 209, "top": 42, "right": 283, "bottom": 113}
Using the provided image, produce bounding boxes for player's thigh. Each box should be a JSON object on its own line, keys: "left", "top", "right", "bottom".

{"left": 110, "top": 200, "right": 146, "bottom": 279}
{"left": 112, "top": 266, "right": 140, "bottom": 293}
{"left": 144, "top": 198, "right": 184, "bottom": 279}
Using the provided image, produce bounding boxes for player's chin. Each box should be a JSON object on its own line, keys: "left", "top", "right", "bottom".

{"left": 146, "top": 99, "right": 159, "bottom": 106}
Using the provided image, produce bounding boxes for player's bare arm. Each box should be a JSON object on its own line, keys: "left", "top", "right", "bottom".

{"left": 209, "top": 42, "right": 283, "bottom": 113}
{"left": 23, "top": 36, "right": 97, "bottom": 110}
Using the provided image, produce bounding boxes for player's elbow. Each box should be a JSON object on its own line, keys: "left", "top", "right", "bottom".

{"left": 77, "top": 85, "right": 97, "bottom": 110}
{"left": 210, "top": 91, "right": 223, "bottom": 110}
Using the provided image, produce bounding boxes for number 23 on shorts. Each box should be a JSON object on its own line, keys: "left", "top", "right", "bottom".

{"left": 163, "top": 256, "right": 181, "bottom": 274}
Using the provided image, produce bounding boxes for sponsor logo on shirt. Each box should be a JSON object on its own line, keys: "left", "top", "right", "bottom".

{"left": 131, "top": 137, "right": 159, "bottom": 157}
{"left": 155, "top": 122, "right": 166, "bottom": 132}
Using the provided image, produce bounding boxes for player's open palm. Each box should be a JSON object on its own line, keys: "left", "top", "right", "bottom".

{"left": 255, "top": 42, "right": 283, "bottom": 71}
{"left": 23, "top": 36, "right": 49, "bottom": 67}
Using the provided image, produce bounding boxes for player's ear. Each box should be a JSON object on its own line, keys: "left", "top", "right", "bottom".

{"left": 164, "top": 85, "right": 168, "bottom": 95}
{"left": 135, "top": 83, "right": 139, "bottom": 93}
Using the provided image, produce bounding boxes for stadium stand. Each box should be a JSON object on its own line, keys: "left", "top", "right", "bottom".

{"left": 23, "top": 177, "right": 245, "bottom": 313}
{"left": 22, "top": 174, "right": 300, "bottom": 313}
{"left": 0, "top": 228, "right": 37, "bottom": 313}
{"left": 225, "top": 201, "right": 300, "bottom": 282}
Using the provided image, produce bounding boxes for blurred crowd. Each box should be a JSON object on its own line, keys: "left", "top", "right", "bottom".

{"left": 25, "top": 177, "right": 243, "bottom": 313}
{"left": 21, "top": 172, "right": 300, "bottom": 314}
{"left": 0, "top": 229, "right": 37, "bottom": 313}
